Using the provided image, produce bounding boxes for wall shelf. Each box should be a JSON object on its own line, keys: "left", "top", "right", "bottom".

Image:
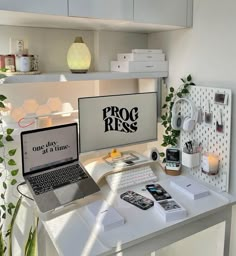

{"left": 1, "top": 71, "right": 168, "bottom": 84}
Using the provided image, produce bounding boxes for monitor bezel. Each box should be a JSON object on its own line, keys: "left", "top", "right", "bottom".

{"left": 78, "top": 92, "right": 158, "bottom": 154}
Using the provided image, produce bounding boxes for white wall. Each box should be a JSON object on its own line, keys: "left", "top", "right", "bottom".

{"left": 0, "top": 25, "right": 149, "bottom": 256}
{"left": 0, "top": 25, "right": 95, "bottom": 72}
{"left": 148, "top": 0, "right": 236, "bottom": 255}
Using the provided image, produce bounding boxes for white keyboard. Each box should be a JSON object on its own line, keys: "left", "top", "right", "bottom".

{"left": 106, "top": 165, "right": 158, "bottom": 191}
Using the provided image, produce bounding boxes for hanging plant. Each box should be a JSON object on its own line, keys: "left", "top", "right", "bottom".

{"left": 0, "top": 94, "right": 38, "bottom": 256}
{"left": 159, "top": 75, "right": 195, "bottom": 162}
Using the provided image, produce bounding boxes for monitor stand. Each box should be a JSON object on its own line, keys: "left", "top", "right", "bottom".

{"left": 84, "top": 150, "right": 155, "bottom": 184}
{"left": 103, "top": 150, "right": 143, "bottom": 168}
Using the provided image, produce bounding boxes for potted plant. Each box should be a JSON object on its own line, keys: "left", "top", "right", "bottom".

{"left": 159, "top": 74, "right": 195, "bottom": 162}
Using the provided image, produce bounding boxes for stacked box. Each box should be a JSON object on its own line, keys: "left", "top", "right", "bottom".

{"left": 155, "top": 199, "right": 187, "bottom": 222}
{"left": 111, "top": 49, "right": 168, "bottom": 73}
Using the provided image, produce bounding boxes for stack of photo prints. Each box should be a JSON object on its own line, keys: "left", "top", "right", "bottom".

{"left": 146, "top": 184, "right": 187, "bottom": 222}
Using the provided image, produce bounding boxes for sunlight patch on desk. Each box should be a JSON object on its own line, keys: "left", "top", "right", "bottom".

{"left": 80, "top": 190, "right": 119, "bottom": 256}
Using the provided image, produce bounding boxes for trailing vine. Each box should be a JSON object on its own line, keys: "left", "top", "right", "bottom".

{"left": 0, "top": 75, "right": 38, "bottom": 256}
{"left": 159, "top": 74, "right": 195, "bottom": 162}
{"left": 0, "top": 93, "right": 18, "bottom": 254}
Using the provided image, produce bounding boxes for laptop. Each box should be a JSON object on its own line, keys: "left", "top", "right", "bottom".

{"left": 21, "top": 123, "right": 100, "bottom": 213}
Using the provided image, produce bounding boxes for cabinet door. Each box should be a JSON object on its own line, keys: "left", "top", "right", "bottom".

{"left": 0, "top": 0, "right": 67, "bottom": 16}
{"left": 69, "top": 0, "right": 133, "bottom": 21}
{"left": 134, "top": 0, "right": 189, "bottom": 27}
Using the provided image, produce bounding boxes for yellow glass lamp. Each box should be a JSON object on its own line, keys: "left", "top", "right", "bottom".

{"left": 67, "top": 37, "right": 91, "bottom": 73}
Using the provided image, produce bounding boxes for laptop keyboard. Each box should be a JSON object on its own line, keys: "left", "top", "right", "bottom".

{"left": 28, "top": 164, "right": 88, "bottom": 195}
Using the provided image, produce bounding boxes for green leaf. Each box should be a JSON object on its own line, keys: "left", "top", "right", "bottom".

{"left": 8, "top": 159, "right": 16, "bottom": 166}
{"left": 161, "top": 114, "right": 167, "bottom": 120}
{"left": 161, "top": 142, "right": 168, "bottom": 147}
{"left": 0, "top": 157, "right": 3, "bottom": 163}
{"left": 8, "top": 203, "right": 15, "bottom": 209}
{"left": 177, "top": 92, "right": 182, "bottom": 98}
{"left": 165, "top": 96, "right": 171, "bottom": 102}
{"left": 181, "top": 78, "right": 186, "bottom": 83}
{"left": 0, "top": 205, "right": 6, "bottom": 211}
{"left": 189, "top": 82, "right": 195, "bottom": 86}
{"left": 182, "top": 88, "right": 189, "bottom": 94}
{"left": 0, "top": 135, "right": 3, "bottom": 140}
{"left": 6, "top": 135, "right": 14, "bottom": 142}
{"left": 5, "top": 230, "right": 10, "bottom": 238}
{"left": 2, "top": 213, "right": 6, "bottom": 219}
{"left": 8, "top": 149, "right": 16, "bottom": 156}
{"left": 7, "top": 208, "right": 12, "bottom": 215}
{"left": 3, "top": 182, "right": 7, "bottom": 190}
{"left": 10, "top": 179, "right": 17, "bottom": 186}
{"left": 0, "top": 194, "right": 4, "bottom": 200}
{"left": 0, "top": 102, "right": 5, "bottom": 108}
{"left": 8, "top": 197, "right": 22, "bottom": 256}
{"left": 169, "top": 87, "right": 174, "bottom": 93}
{"left": 6, "top": 128, "right": 14, "bottom": 135}
{"left": 172, "top": 130, "right": 181, "bottom": 136}
{"left": 187, "top": 74, "right": 192, "bottom": 81}
{"left": 162, "top": 121, "right": 167, "bottom": 127}
{"left": 0, "top": 141, "right": 3, "bottom": 148}
{"left": 25, "top": 218, "right": 39, "bottom": 256}
{"left": 159, "top": 152, "right": 165, "bottom": 157}
{"left": 0, "top": 95, "right": 7, "bottom": 101}
{"left": 0, "top": 229, "right": 6, "bottom": 256}
{"left": 169, "top": 93, "right": 173, "bottom": 98}
{"left": 25, "top": 228, "right": 33, "bottom": 256}
{"left": 162, "top": 104, "right": 167, "bottom": 109}
{"left": 11, "top": 169, "right": 19, "bottom": 176}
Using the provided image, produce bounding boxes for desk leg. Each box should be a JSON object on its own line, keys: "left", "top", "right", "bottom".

{"left": 224, "top": 205, "right": 232, "bottom": 256}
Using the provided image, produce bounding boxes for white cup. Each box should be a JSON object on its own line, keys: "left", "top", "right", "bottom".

{"left": 20, "top": 56, "right": 31, "bottom": 72}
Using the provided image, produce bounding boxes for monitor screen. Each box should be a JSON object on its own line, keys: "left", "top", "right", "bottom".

{"left": 78, "top": 92, "right": 157, "bottom": 153}
{"left": 21, "top": 123, "right": 78, "bottom": 174}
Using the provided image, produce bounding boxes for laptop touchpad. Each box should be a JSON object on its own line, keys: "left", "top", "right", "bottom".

{"left": 54, "top": 184, "right": 84, "bottom": 204}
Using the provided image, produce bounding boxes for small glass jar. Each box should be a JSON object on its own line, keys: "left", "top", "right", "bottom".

{"left": 20, "top": 55, "right": 31, "bottom": 72}
{"left": 4, "top": 54, "right": 15, "bottom": 72}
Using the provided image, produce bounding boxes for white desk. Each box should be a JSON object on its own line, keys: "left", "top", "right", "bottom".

{"left": 41, "top": 162, "right": 235, "bottom": 256}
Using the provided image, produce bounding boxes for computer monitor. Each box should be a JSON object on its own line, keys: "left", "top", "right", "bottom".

{"left": 78, "top": 92, "right": 157, "bottom": 154}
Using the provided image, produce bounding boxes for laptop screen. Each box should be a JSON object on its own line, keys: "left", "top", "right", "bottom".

{"left": 21, "top": 123, "right": 78, "bottom": 175}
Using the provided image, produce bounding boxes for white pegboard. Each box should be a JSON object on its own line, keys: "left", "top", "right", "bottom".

{"left": 179, "top": 86, "right": 232, "bottom": 192}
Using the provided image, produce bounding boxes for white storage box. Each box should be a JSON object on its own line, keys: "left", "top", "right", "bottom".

{"left": 170, "top": 177, "right": 209, "bottom": 200}
{"left": 86, "top": 200, "right": 125, "bottom": 231}
{"left": 111, "top": 60, "right": 168, "bottom": 72}
{"left": 117, "top": 53, "right": 165, "bottom": 62}
{"left": 155, "top": 199, "right": 187, "bottom": 222}
{"left": 132, "top": 49, "right": 163, "bottom": 54}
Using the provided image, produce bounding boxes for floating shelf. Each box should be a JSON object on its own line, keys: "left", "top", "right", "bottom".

{"left": 1, "top": 71, "right": 168, "bottom": 84}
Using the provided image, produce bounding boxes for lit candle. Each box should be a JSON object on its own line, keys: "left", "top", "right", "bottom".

{"left": 208, "top": 154, "right": 219, "bottom": 173}
{"left": 201, "top": 153, "right": 219, "bottom": 174}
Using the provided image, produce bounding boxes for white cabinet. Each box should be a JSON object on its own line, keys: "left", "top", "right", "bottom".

{"left": 69, "top": 0, "right": 133, "bottom": 21}
{"left": 0, "top": 0, "right": 68, "bottom": 16}
{"left": 134, "top": 0, "right": 192, "bottom": 27}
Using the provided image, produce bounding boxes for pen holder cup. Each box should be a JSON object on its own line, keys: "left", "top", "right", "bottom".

{"left": 182, "top": 148, "right": 200, "bottom": 168}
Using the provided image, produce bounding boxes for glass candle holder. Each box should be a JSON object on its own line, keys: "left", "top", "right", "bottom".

{"left": 201, "top": 153, "right": 219, "bottom": 175}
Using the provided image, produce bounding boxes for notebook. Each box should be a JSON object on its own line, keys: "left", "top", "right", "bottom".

{"left": 21, "top": 123, "right": 100, "bottom": 213}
